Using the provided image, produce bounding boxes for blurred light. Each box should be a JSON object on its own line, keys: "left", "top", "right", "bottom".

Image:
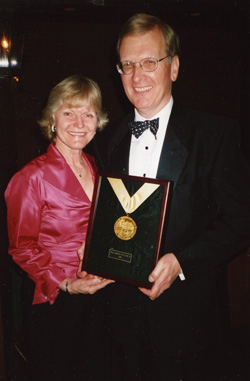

{"left": 13, "top": 76, "right": 19, "bottom": 82}
{"left": 1, "top": 37, "right": 9, "bottom": 49}
{"left": 10, "top": 58, "right": 18, "bottom": 66}
{"left": 0, "top": 57, "right": 9, "bottom": 67}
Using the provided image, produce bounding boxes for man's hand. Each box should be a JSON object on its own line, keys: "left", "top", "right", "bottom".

{"left": 139, "top": 253, "right": 181, "bottom": 300}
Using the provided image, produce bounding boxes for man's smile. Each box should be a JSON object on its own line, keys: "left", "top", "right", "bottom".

{"left": 134, "top": 86, "right": 152, "bottom": 92}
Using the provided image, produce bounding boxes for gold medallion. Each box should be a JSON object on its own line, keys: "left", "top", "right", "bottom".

{"left": 114, "top": 216, "right": 137, "bottom": 241}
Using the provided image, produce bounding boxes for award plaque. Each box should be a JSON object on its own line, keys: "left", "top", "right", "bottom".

{"left": 82, "top": 173, "right": 171, "bottom": 288}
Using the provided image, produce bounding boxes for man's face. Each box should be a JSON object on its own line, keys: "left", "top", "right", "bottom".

{"left": 119, "top": 27, "right": 179, "bottom": 119}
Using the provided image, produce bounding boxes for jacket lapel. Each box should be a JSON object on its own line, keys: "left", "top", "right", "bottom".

{"left": 109, "top": 113, "right": 134, "bottom": 175}
{"left": 157, "top": 103, "right": 189, "bottom": 187}
{"left": 110, "top": 104, "right": 191, "bottom": 187}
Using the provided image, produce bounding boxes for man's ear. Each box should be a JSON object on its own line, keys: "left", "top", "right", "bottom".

{"left": 171, "top": 56, "right": 180, "bottom": 82}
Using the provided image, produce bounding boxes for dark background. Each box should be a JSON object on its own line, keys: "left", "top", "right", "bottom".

{"left": 0, "top": 0, "right": 250, "bottom": 379}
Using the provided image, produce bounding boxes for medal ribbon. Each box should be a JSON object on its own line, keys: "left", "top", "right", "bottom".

{"left": 107, "top": 177, "right": 160, "bottom": 214}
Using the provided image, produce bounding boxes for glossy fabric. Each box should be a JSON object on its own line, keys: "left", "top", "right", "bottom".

{"left": 5, "top": 143, "right": 97, "bottom": 304}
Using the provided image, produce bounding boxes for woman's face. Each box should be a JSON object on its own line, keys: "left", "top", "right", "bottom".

{"left": 54, "top": 103, "right": 98, "bottom": 152}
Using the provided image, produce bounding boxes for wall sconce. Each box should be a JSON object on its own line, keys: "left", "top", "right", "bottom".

{"left": 0, "top": 31, "right": 22, "bottom": 80}
{"left": 0, "top": 35, "right": 10, "bottom": 67}
{"left": 0, "top": 20, "right": 23, "bottom": 80}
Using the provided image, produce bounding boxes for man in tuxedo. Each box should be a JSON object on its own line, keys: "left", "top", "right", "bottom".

{"left": 94, "top": 13, "right": 250, "bottom": 380}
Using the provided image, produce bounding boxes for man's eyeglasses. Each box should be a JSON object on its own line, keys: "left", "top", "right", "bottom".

{"left": 116, "top": 55, "right": 170, "bottom": 75}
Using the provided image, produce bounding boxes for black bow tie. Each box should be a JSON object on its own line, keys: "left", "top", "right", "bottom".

{"left": 129, "top": 118, "right": 159, "bottom": 139}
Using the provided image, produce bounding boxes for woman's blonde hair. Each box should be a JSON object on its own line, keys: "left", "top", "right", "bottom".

{"left": 39, "top": 75, "right": 108, "bottom": 142}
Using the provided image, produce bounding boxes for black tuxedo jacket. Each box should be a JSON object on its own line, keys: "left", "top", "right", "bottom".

{"left": 94, "top": 102, "right": 250, "bottom": 356}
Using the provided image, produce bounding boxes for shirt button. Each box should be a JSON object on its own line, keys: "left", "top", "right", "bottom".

{"left": 145, "top": 146, "right": 149, "bottom": 150}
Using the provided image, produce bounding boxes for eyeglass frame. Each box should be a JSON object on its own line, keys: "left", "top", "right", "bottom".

{"left": 116, "top": 55, "right": 171, "bottom": 75}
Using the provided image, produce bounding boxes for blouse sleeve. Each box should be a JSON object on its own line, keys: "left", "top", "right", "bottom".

{"left": 5, "top": 166, "right": 66, "bottom": 304}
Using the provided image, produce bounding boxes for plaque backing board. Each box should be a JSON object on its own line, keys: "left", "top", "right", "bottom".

{"left": 82, "top": 173, "right": 171, "bottom": 288}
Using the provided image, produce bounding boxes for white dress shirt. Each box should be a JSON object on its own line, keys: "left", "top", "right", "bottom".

{"left": 129, "top": 97, "right": 185, "bottom": 281}
{"left": 129, "top": 97, "right": 173, "bottom": 178}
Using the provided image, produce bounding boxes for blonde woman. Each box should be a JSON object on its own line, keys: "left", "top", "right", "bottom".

{"left": 5, "top": 75, "right": 112, "bottom": 380}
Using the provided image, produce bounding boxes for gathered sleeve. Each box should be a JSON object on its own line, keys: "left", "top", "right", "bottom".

{"left": 5, "top": 164, "right": 66, "bottom": 304}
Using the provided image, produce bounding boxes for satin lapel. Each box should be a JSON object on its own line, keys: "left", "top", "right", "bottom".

{"left": 110, "top": 113, "right": 134, "bottom": 175}
{"left": 114, "top": 132, "right": 131, "bottom": 175}
{"left": 157, "top": 104, "right": 189, "bottom": 187}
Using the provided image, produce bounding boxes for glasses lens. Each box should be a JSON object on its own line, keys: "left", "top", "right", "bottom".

{"left": 141, "top": 58, "right": 157, "bottom": 72}
{"left": 117, "top": 58, "right": 159, "bottom": 74}
{"left": 120, "top": 61, "right": 133, "bottom": 74}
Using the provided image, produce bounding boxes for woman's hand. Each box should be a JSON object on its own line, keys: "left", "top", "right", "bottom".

{"left": 58, "top": 242, "right": 114, "bottom": 294}
{"left": 77, "top": 241, "right": 85, "bottom": 277}
{"left": 58, "top": 275, "right": 114, "bottom": 295}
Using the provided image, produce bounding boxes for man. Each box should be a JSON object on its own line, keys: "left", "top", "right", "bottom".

{"left": 94, "top": 13, "right": 250, "bottom": 380}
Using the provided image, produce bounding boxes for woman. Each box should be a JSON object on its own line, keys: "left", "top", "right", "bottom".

{"left": 5, "top": 75, "right": 113, "bottom": 380}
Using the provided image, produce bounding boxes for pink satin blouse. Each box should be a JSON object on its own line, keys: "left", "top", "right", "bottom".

{"left": 5, "top": 143, "right": 97, "bottom": 305}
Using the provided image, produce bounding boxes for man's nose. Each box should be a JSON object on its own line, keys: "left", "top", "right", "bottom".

{"left": 131, "top": 63, "right": 145, "bottom": 81}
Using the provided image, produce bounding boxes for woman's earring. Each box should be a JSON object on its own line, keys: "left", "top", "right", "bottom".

{"left": 51, "top": 125, "right": 56, "bottom": 133}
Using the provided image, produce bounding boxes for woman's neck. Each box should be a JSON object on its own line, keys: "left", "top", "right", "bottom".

{"left": 55, "top": 143, "right": 83, "bottom": 167}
